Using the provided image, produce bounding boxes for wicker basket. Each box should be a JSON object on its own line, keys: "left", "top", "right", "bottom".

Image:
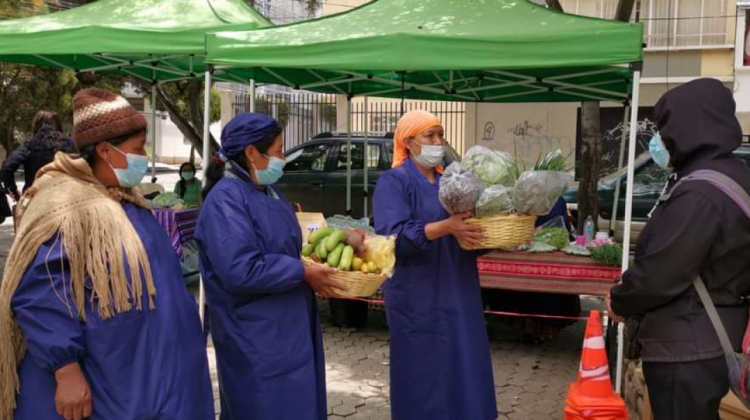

{"left": 457, "top": 214, "right": 536, "bottom": 250}
{"left": 302, "top": 257, "right": 388, "bottom": 298}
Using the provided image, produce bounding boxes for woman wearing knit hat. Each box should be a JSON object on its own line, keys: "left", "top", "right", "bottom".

{"left": 195, "top": 113, "right": 341, "bottom": 420}
{"left": 373, "top": 110, "right": 497, "bottom": 420}
{"left": 0, "top": 88, "right": 214, "bottom": 420}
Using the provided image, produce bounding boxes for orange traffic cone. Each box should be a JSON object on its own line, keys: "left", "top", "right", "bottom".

{"left": 563, "top": 310, "right": 628, "bottom": 420}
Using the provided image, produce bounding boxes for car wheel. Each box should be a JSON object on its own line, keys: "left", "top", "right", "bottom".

{"left": 329, "top": 298, "right": 369, "bottom": 328}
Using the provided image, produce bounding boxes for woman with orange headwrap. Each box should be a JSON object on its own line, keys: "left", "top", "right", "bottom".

{"left": 373, "top": 110, "right": 497, "bottom": 420}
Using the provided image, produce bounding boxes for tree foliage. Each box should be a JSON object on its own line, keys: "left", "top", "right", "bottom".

{"left": 0, "top": 0, "right": 123, "bottom": 156}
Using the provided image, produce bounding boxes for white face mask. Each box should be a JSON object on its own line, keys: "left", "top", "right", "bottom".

{"left": 411, "top": 141, "right": 445, "bottom": 168}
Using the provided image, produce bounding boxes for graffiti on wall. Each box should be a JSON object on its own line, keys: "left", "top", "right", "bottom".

{"left": 480, "top": 119, "right": 574, "bottom": 166}
{"left": 575, "top": 107, "right": 656, "bottom": 178}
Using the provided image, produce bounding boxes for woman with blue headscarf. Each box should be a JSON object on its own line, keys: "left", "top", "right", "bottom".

{"left": 195, "top": 113, "right": 341, "bottom": 420}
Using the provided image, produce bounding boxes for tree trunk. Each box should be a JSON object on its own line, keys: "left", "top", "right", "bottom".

{"left": 154, "top": 84, "right": 219, "bottom": 160}
{"left": 574, "top": 0, "right": 638, "bottom": 232}
{"left": 545, "top": 0, "right": 564, "bottom": 12}
{"left": 615, "top": 0, "right": 637, "bottom": 22}
{"left": 577, "top": 101, "right": 603, "bottom": 233}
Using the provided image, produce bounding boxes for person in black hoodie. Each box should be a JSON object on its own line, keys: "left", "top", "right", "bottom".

{"left": 1, "top": 110, "right": 76, "bottom": 201}
{"left": 607, "top": 78, "right": 750, "bottom": 420}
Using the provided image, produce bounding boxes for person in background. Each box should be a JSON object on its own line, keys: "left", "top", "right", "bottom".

{"left": 608, "top": 79, "right": 750, "bottom": 420}
{"left": 195, "top": 113, "right": 341, "bottom": 420}
{"left": 1, "top": 110, "right": 75, "bottom": 202}
{"left": 0, "top": 88, "right": 214, "bottom": 420}
{"left": 174, "top": 161, "right": 202, "bottom": 208}
{"left": 373, "top": 110, "right": 497, "bottom": 420}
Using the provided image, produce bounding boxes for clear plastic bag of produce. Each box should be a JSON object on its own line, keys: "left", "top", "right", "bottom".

{"left": 475, "top": 185, "right": 514, "bottom": 218}
{"left": 439, "top": 162, "right": 484, "bottom": 215}
{"left": 462, "top": 145, "right": 517, "bottom": 187}
{"left": 326, "top": 215, "right": 375, "bottom": 235}
{"left": 562, "top": 244, "right": 591, "bottom": 256}
{"left": 518, "top": 241, "right": 557, "bottom": 253}
{"left": 533, "top": 217, "right": 571, "bottom": 250}
{"left": 513, "top": 170, "right": 571, "bottom": 216}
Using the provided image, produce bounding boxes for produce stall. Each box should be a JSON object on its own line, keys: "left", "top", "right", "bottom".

{"left": 206, "top": 0, "right": 644, "bottom": 389}
{"left": 477, "top": 251, "right": 620, "bottom": 297}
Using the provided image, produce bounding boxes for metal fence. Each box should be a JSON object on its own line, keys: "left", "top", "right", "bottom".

{"left": 234, "top": 93, "right": 337, "bottom": 151}
{"left": 351, "top": 100, "right": 466, "bottom": 154}
{"left": 234, "top": 93, "right": 467, "bottom": 153}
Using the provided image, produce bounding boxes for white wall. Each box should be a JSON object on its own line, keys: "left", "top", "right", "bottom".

{"left": 464, "top": 103, "right": 579, "bottom": 166}
{"left": 149, "top": 112, "right": 221, "bottom": 165}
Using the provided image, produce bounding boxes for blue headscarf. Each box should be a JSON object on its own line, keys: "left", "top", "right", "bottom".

{"left": 218, "top": 113, "right": 281, "bottom": 160}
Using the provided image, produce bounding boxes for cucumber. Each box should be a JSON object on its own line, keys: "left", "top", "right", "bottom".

{"left": 315, "top": 241, "right": 328, "bottom": 261}
{"left": 338, "top": 246, "right": 354, "bottom": 271}
{"left": 325, "top": 229, "right": 348, "bottom": 252}
{"left": 327, "top": 243, "right": 346, "bottom": 267}
{"left": 301, "top": 244, "right": 315, "bottom": 257}
{"left": 308, "top": 227, "right": 333, "bottom": 245}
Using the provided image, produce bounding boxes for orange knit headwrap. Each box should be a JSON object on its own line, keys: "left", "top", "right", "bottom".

{"left": 392, "top": 110, "right": 444, "bottom": 169}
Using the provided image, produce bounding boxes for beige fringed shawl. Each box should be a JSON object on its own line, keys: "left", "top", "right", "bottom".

{"left": 0, "top": 153, "right": 156, "bottom": 420}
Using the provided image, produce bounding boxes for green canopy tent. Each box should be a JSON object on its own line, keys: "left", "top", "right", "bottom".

{"left": 0, "top": 0, "right": 272, "bottom": 180}
{"left": 0, "top": 0, "right": 273, "bottom": 326}
{"left": 205, "top": 0, "right": 644, "bottom": 391}
{"left": 0, "top": 0, "right": 270, "bottom": 82}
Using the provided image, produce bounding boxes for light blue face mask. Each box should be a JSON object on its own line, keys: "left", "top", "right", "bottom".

{"left": 109, "top": 146, "right": 149, "bottom": 188}
{"left": 253, "top": 155, "right": 286, "bottom": 185}
{"left": 649, "top": 134, "right": 671, "bottom": 170}
{"left": 182, "top": 171, "right": 195, "bottom": 181}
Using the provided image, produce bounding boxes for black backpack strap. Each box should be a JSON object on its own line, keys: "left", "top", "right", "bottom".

{"left": 668, "top": 170, "right": 750, "bottom": 219}
{"left": 693, "top": 276, "right": 737, "bottom": 357}
{"left": 672, "top": 170, "right": 750, "bottom": 356}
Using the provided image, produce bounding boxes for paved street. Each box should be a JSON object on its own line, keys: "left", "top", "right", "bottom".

{"left": 0, "top": 179, "right": 595, "bottom": 419}
{"left": 313, "top": 304, "right": 587, "bottom": 420}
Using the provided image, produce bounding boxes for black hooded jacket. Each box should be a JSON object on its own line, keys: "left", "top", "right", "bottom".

{"left": 0, "top": 128, "right": 75, "bottom": 195}
{"left": 611, "top": 79, "right": 750, "bottom": 362}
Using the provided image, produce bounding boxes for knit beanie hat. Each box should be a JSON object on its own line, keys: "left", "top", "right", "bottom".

{"left": 72, "top": 88, "right": 148, "bottom": 149}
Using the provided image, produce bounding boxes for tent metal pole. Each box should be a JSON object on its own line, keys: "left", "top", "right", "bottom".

{"left": 150, "top": 80, "right": 157, "bottom": 181}
{"left": 199, "top": 68, "right": 212, "bottom": 328}
{"left": 544, "top": 79, "right": 629, "bottom": 99}
{"left": 250, "top": 79, "right": 256, "bottom": 112}
{"left": 400, "top": 74, "right": 405, "bottom": 116}
{"left": 610, "top": 106, "right": 630, "bottom": 235}
{"left": 363, "top": 97, "right": 369, "bottom": 219}
{"left": 346, "top": 96, "right": 353, "bottom": 215}
{"left": 616, "top": 69, "right": 641, "bottom": 395}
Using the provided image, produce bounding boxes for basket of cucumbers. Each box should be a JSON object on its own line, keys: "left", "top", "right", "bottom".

{"left": 301, "top": 228, "right": 395, "bottom": 298}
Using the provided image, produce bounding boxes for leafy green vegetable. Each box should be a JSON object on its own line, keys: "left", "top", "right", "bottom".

{"left": 589, "top": 244, "right": 623, "bottom": 266}
{"left": 522, "top": 241, "right": 557, "bottom": 253}
{"left": 562, "top": 245, "right": 591, "bottom": 256}
{"left": 533, "top": 149, "right": 572, "bottom": 172}
{"left": 475, "top": 185, "right": 514, "bottom": 218}
{"left": 462, "top": 145, "right": 517, "bottom": 187}
{"left": 533, "top": 227, "right": 570, "bottom": 250}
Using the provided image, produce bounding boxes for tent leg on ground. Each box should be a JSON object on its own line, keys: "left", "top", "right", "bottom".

{"left": 616, "top": 69, "right": 642, "bottom": 394}
{"left": 199, "top": 68, "right": 212, "bottom": 326}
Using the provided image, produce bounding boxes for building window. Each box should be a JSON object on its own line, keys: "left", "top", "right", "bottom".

{"left": 560, "top": 0, "right": 731, "bottom": 48}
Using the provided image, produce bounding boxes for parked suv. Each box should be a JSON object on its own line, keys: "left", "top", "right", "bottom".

{"left": 277, "top": 132, "right": 394, "bottom": 218}
{"left": 564, "top": 144, "right": 750, "bottom": 242}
